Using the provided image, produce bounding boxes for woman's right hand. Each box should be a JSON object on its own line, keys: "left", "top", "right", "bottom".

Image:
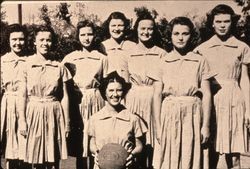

{"left": 156, "top": 129, "right": 161, "bottom": 144}
{"left": 18, "top": 119, "right": 27, "bottom": 137}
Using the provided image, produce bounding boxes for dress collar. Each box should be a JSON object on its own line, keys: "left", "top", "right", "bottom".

{"left": 208, "top": 35, "right": 238, "bottom": 48}
{"left": 2, "top": 52, "right": 26, "bottom": 63}
{"left": 72, "top": 50, "right": 101, "bottom": 61}
{"left": 164, "top": 50, "right": 199, "bottom": 62}
{"left": 30, "top": 54, "right": 58, "bottom": 67}
{"left": 104, "top": 38, "right": 125, "bottom": 50}
{"left": 98, "top": 105, "right": 130, "bottom": 121}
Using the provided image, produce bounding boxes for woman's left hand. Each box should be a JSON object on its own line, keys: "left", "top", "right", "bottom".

{"left": 201, "top": 126, "right": 210, "bottom": 144}
{"left": 244, "top": 113, "right": 250, "bottom": 128}
{"left": 65, "top": 125, "right": 70, "bottom": 138}
{"left": 126, "top": 153, "right": 134, "bottom": 167}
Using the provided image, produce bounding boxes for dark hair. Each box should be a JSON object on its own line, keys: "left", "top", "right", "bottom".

{"left": 169, "top": 16, "right": 198, "bottom": 51}
{"left": 99, "top": 71, "right": 131, "bottom": 101}
{"left": 33, "top": 25, "right": 57, "bottom": 50}
{"left": 206, "top": 4, "right": 240, "bottom": 36}
{"left": 102, "top": 12, "right": 131, "bottom": 40}
{"left": 75, "top": 20, "right": 101, "bottom": 50}
{"left": 6, "top": 24, "right": 27, "bottom": 53}
{"left": 76, "top": 20, "right": 96, "bottom": 40}
{"left": 133, "top": 12, "right": 162, "bottom": 47}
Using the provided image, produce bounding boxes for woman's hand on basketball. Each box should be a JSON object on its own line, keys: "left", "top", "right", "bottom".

{"left": 93, "top": 151, "right": 99, "bottom": 166}
{"left": 126, "top": 152, "right": 134, "bottom": 167}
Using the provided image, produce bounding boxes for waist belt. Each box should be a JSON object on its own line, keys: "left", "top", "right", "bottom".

{"left": 28, "top": 96, "right": 58, "bottom": 102}
{"left": 164, "top": 95, "right": 200, "bottom": 103}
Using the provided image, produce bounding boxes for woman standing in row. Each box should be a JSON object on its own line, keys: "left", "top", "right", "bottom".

{"left": 126, "top": 12, "right": 167, "bottom": 169}
{"left": 101, "top": 12, "right": 135, "bottom": 82}
{"left": 62, "top": 20, "right": 108, "bottom": 169}
{"left": 153, "top": 16, "right": 213, "bottom": 169}
{"left": 0, "top": 24, "right": 28, "bottom": 169}
{"left": 20, "top": 25, "right": 71, "bottom": 169}
{"left": 196, "top": 4, "right": 250, "bottom": 168}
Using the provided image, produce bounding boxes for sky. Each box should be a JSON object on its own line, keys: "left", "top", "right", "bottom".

{"left": 1, "top": 0, "right": 242, "bottom": 25}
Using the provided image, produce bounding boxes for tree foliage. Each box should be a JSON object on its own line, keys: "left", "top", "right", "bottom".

{"left": 0, "top": 6, "right": 8, "bottom": 56}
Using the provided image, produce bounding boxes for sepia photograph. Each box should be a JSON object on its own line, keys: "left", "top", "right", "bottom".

{"left": 0, "top": 0, "right": 250, "bottom": 169}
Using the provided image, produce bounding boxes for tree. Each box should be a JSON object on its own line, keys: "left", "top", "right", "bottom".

{"left": 234, "top": 0, "right": 250, "bottom": 45}
{"left": 0, "top": 6, "right": 8, "bottom": 56}
{"left": 39, "top": 4, "right": 51, "bottom": 26}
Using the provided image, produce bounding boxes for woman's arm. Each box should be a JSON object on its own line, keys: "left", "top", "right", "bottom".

{"left": 240, "top": 64, "right": 250, "bottom": 128}
{"left": 61, "top": 81, "right": 70, "bottom": 137}
{"left": 200, "top": 79, "right": 212, "bottom": 144}
{"left": 17, "top": 67, "right": 28, "bottom": 137}
{"left": 153, "top": 81, "right": 163, "bottom": 143}
{"left": 90, "top": 136, "right": 99, "bottom": 166}
{"left": 18, "top": 81, "right": 27, "bottom": 137}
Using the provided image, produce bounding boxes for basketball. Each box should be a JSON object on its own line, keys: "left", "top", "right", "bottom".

{"left": 98, "top": 143, "right": 129, "bottom": 169}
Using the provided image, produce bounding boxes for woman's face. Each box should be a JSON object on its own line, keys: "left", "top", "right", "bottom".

{"left": 79, "top": 26, "right": 94, "bottom": 49}
{"left": 109, "top": 19, "right": 125, "bottom": 40}
{"left": 35, "top": 31, "right": 52, "bottom": 55}
{"left": 105, "top": 81, "right": 123, "bottom": 107}
{"left": 137, "top": 19, "right": 154, "bottom": 42}
{"left": 9, "top": 32, "right": 25, "bottom": 54}
{"left": 213, "top": 14, "right": 232, "bottom": 37}
{"left": 171, "top": 24, "right": 191, "bottom": 50}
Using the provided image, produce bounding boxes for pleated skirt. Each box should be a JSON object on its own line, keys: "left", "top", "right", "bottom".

{"left": 160, "top": 96, "right": 203, "bottom": 169}
{"left": 214, "top": 81, "right": 247, "bottom": 153}
{"left": 125, "top": 85, "right": 154, "bottom": 146}
{"left": 25, "top": 98, "right": 67, "bottom": 164}
{"left": 1, "top": 93, "right": 26, "bottom": 160}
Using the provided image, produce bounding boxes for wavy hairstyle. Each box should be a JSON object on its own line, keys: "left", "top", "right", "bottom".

{"left": 133, "top": 11, "right": 162, "bottom": 47}
{"left": 169, "top": 16, "right": 198, "bottom": 51}
{"left": 75, "top": 20, "right": 102, "bottom": 50}
{"left": 206, "top": 4, "right": 240, "bottom": 36}
{"left": 34, "top": 25, "right": 57, "bottom": 50}
{"left": 99, "top": 71, "right": 131, "bottom": 101}
{"left": 6, "top": 24, "right": 28, "bottom": 54}
{"left": 101, "top": 12, "right": 131, "bottom": 41}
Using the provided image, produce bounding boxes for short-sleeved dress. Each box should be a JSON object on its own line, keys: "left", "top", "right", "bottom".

{"left": 88, "top": 105, "right": 147, "bottom": 169}
{"left": 195, "top": 35, "right": 250, "bottom": 154}
{"left": 102, "top": 38, "right": 136, "bottom": 82}
{"left": 62, "top": 49, "right": 108, "bottom": 157}
{"left": 21, "top": 55, "right": 71, "bottom": 164}
{"left": 0, "top": 52, "right": 27, "bottom": 160}
{"left": 126, "top": 44, "right": 167, "bottom": 147}
{"left": 150, "top": 51, "right": 213, "bottom": 169}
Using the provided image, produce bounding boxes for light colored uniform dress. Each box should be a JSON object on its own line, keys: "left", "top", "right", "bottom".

{"left": 20, "top": 55, "right": 71, "bottom": 164}
{"left": 102, "top": 38, "right": 136, "bottom": 82}
{"left": 62, "top": 49, "right": 108, "bottom": 157}
{"left": 150, "top": 51, "right": 213, "bottom": 169}
{"left": 195, "top": 35, "right": 250, "bottom": 154}
{"left": 88, "top": 105, "right": 147, "bottom": 169}
{"left": 126, "top": 44, "right": 167, "bottom": 146}
{"left": 126, "top": 44, "right": 167, "bottom": 168}
{"left": 0, "top": 52, "right": 27, "bottom": 160}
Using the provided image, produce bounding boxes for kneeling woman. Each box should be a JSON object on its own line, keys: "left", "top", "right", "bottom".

{"left": 152, "top": 17, "right": 213, "bottom": 169}
{"left": 88, "top": 71, "right": 147, "bottom": 169}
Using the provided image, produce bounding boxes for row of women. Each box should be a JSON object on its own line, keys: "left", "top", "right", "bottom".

{"left": 1, "top": 4, "right": 250, "bottom": 169}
